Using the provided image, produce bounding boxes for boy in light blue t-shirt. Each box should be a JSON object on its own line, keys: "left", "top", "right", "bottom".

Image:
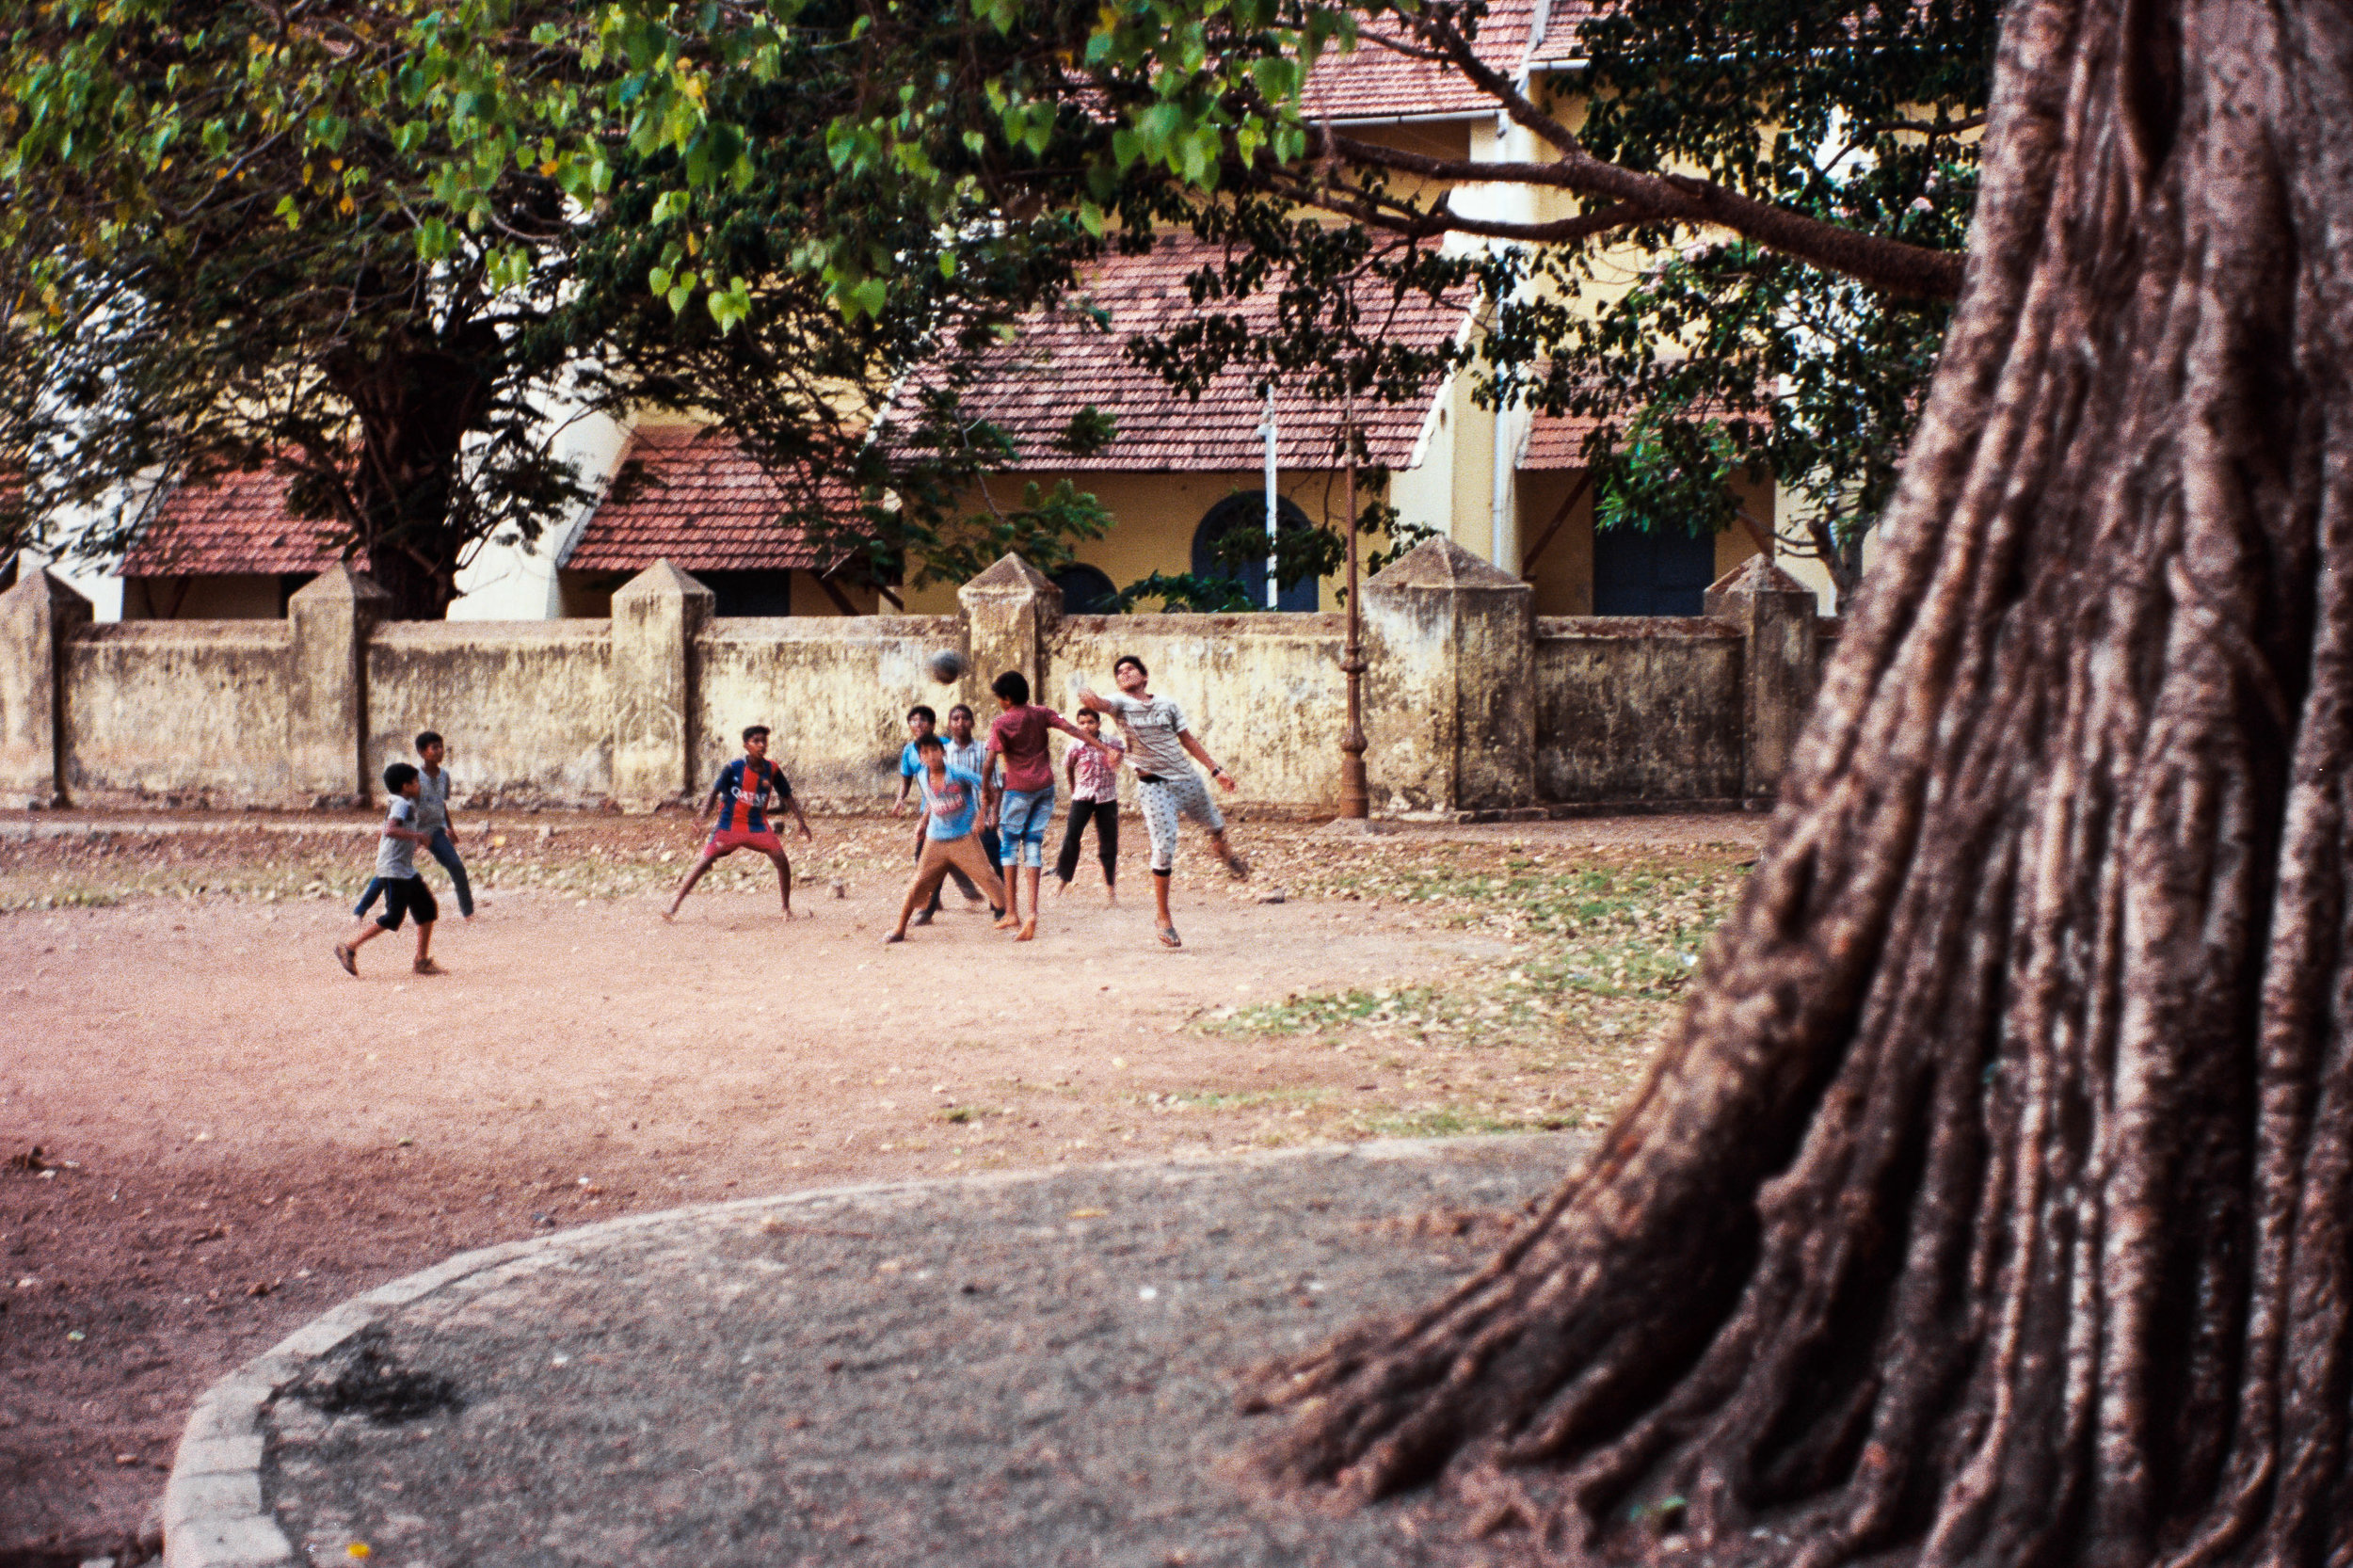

{"left": 885, "top": 735, "right": 1003, "bottom": 944}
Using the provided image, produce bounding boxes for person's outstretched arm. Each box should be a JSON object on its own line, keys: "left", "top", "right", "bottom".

{"left": 1047, "top": 710, "right": 1116, "bottom": 755}
{"left": 1074, "top": 685, "right": 1115, "bottom": 715}
{"left": 1177, "top": 729, "right": 1239, "bottom": 792}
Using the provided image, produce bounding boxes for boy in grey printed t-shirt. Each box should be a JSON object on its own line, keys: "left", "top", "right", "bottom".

{"left": 1076, "top": 654, "right": 1247, "bottom": 951}
{"left": 335, "top": 762, "right": 443, "bottom": 977}
{"left": 355, "top": 729, "right": 475, "bottom": 920}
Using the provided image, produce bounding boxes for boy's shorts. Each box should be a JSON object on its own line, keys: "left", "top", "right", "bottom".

{"left": 376, "top": 876, "right": 439, "bottom": 931}
{"left": 997, "top": 785, "right": 1055, "bottom": 868}
{"left": 706, "top": 826, "right": 786, "bottom": 857}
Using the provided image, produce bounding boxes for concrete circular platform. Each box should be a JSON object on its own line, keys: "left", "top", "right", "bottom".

{"left": 164, "top": 1135, "right": 1587, "bottom": 1568}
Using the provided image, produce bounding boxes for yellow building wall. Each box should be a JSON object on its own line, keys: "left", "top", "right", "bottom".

{"left": 903, "top": 467, "right": 1387, "bottom": 615}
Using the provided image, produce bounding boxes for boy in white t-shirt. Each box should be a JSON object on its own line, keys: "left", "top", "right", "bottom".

{"left": 1075, "top": 654, "right": 1246, "bottom": 949}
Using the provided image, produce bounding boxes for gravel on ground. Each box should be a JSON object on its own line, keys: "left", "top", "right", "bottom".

{"left": 0, "top": 809, "right": 1760, "bottom": 1560}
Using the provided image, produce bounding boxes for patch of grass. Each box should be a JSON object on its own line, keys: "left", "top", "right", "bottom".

{"left": 1142, "top": 1086, "right": 1334, "bottom": 1113}
{"left": 1352, "top": 1108, "right": 1571, "bottom": 1139}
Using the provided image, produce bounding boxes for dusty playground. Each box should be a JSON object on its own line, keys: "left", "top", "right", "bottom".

{"left": 0, "top": 808, "right": 1762, "bottom": 1562}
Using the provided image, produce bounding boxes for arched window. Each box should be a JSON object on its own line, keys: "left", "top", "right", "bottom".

{"left": 1051, "top": 563, "right": 1118, "bottom": 615}
{"left": 1191, "top": 494, "right": 1320, "bottom": 612}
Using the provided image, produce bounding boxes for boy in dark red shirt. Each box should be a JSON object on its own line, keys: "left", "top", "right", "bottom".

{"left": 983, "top": 670, "right": 1110, "bottom": 942}
{"left": 663, "top": 725, "right": 812, "bottom": 921}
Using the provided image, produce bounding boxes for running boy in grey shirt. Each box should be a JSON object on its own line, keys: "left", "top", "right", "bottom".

{"left": 355, "top": 730, "right": 474, "bottom": 920}
{"left": 335, "top": 762, "right": 443, "bottom": 977}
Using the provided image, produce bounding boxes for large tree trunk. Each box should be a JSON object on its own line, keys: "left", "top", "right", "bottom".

{"left": 330, "top": 321, "right": 501, "bottom": 620}
{"left": 1252, "top": 2, "right": 2353, "bottom": 1562}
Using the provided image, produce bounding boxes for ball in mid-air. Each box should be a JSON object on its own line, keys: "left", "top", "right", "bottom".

{"left": 928, "top": 648, "right": 968, "bottom": 685}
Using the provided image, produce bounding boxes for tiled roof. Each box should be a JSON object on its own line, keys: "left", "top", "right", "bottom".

{"left": 1519, "top": 408, "right": 1605, "bottom": 470}
{"left": 562, "top": 427, "right": 856, "bottom": 574}
{"left": 885, "top": 234, "right": 1473, "bottom": 472}
{"left": 1299, "top": 0, "right": 1537, "bottom": 120}
{"left": 1523, "top": 0, "right": 1618, "bottom": 67}
{"left": 120, "top": 464, "right": 344, "bottom": 577}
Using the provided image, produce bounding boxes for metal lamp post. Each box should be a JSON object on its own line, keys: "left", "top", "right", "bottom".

{"left": 1337, "top": 399, "right": 1369, "bottom": 819}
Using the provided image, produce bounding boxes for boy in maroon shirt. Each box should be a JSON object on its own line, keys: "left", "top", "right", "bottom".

{"left": 982, "top": 669, "right": 1110, "bottom": 941}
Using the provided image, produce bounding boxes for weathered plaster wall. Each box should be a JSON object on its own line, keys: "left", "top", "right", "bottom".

{"left": 367, "top": 622, "right": 615, "bottom": 804}
{"left": 63, "top": 622, "right": 296, "bottom": 805}
{"left": 8, "top": 549, "right": 1828, "bottom": 818}
{"left": 1534, "top": 617, "right": 1745, "bottom": 804}
{"left": 695, "top": 615, "right": 959, "bottom": 804}
{"left": 1047, "top": 613, "right": 1349, "bottom": 808}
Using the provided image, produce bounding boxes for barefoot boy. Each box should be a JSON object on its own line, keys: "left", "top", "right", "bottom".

{"left": 983, "top": 670, "right": 1110, "bottom": 942}
{"left": 334, "top": 762, "right": 443, "bottom": 977}
{"left": 1076, "top": 655, "right": 1246, "bottom": 949}
{"left": 885, "top": 734, "right": 1006, "bottom": 943}
{"left": 892, "top": 704, "right": 987, "bottom": 922}
{"left": 664, "top": 725, "right": 811, "bottom": 920}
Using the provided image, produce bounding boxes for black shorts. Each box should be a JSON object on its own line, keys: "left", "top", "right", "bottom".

{"left": 376, "top": 876, "right": 439, "bottom": 931}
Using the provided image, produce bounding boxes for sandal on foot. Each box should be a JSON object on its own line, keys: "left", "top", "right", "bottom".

{"left": 333, "top": 943, "right": 358, "bottom": 976}
{"left": 911, "top": 909, "right": 934, "bottom": 926}
{"left": 1156, "top": 925, "right": 1183, "bottom": 949}
{"left": 1223, "top": 851, "right": 1251, "bottom": 880}
{"left": 412, "top": 957, "right": 446, "bottom": 976}
{"left": 883, "top": 931, "right": 906, "bottom": 944}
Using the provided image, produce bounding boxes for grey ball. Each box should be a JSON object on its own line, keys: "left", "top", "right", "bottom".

{"left": 928, "top": 648, "right": 968, "bottom": 685}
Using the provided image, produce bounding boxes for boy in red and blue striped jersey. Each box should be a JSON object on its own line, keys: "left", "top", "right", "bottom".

{"left": 663, "top": 725, "right": 812, "bottom": 922}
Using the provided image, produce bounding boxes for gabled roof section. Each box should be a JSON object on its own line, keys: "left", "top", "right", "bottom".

{"left": 1519, "top": 408, "right": 1605, "bottom": 470}
{"left": 1298, "top": 0, "right": 1538, "bottom": 121}
{"left": 120, "top": 464, "right": 344, "bottom": 577}
{"left": 1522, "top": 0, "right": 1616, "bottom": 68}
{"left": 883, "top": 234, "right": 1473, "bottom": 473}
{"left": 562, "top": 426, "right": 856, "bottom": 575}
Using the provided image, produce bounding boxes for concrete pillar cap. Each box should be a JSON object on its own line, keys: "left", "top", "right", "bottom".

{"left": 611, "top": 559, "right": 714, "bottom": 601}
{"left": 1705, "top": 554, "right": 1812, "bottom": 600}
{"left": 1364, "top": 536, "right": 1525, "bottom": 595}
{"left": 957, "top": 553, "right": 1057, "bottom": 603}
{"left": 0, "top": 567, "right": 93, "bottom": 613}
{"left": 286, "top": 561, "right": 392, "bottom": 608}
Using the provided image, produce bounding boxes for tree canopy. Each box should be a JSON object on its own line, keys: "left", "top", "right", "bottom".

{"left": 471, "top": 0, "right": 1993, "bottom": 603}
{"left": 6, "top": 0, "right": 1993, "bottom": 613}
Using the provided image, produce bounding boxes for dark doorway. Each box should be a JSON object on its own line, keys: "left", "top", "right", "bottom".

{"left": 698, "top": 570, "right": 796, "bottom": 616}
{"left": 1592, "top": 525, "right": 1718, "bottom": 616}
{"left": 1052, "top": 564, "right": 1118, "bottom": 614}
{"left": 1192, "top": 494, "right": 1319, "bottom": 611}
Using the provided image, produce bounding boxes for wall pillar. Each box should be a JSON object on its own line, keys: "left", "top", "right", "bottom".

{"left": 1705, "top": 555, "right": 1818, "bottom": 802}
{"left": 1362, "top": 536, "right": 1535, "bottom": 817}
{"left": 0, "top": 570, "right": 93, "bottom": 808}
{"left": 287, "top": 565, "right": 391, "bottom": 808}
{"left": 611, "top": 560, "right": 714, "bottom": 808}
{"left": 958, "top": 553, "right": 1060, "bottom": 707}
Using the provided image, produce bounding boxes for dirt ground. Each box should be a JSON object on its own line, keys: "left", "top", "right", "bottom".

{"left": 0, "top": 808, "right": 1762, "bottom": 1561}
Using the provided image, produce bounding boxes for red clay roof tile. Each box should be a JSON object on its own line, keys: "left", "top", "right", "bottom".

{"left": 562, "top": 427, "right": 855, "bottom": 574}
{"left": 119, "top": 465, "right": 344, "bottom": 577}
{"left": 1300, "top": 0, "right": 1538, "bottom": 120}
{"left": 886, "top": 233, "right": 1472, "bottom": 472}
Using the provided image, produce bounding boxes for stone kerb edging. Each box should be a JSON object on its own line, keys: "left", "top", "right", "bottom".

{"left": 161, "top": 1136, "right": 1533, "bottom": 1568}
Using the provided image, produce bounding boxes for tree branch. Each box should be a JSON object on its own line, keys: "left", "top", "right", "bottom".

{"left": 1323, "top": 8, "right": 1966, "bottom": 300}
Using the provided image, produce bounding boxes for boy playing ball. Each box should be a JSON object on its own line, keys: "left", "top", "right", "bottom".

{"left": 664, "top": 725, "right": 812, "bottom": 921}
{"left": 333, "top": 762, "right": 443, "bottom": 977}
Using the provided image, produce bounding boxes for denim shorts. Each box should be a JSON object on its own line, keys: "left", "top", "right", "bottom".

{"left": 997, "top": 785, "right": 1056, "bottom": 867}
